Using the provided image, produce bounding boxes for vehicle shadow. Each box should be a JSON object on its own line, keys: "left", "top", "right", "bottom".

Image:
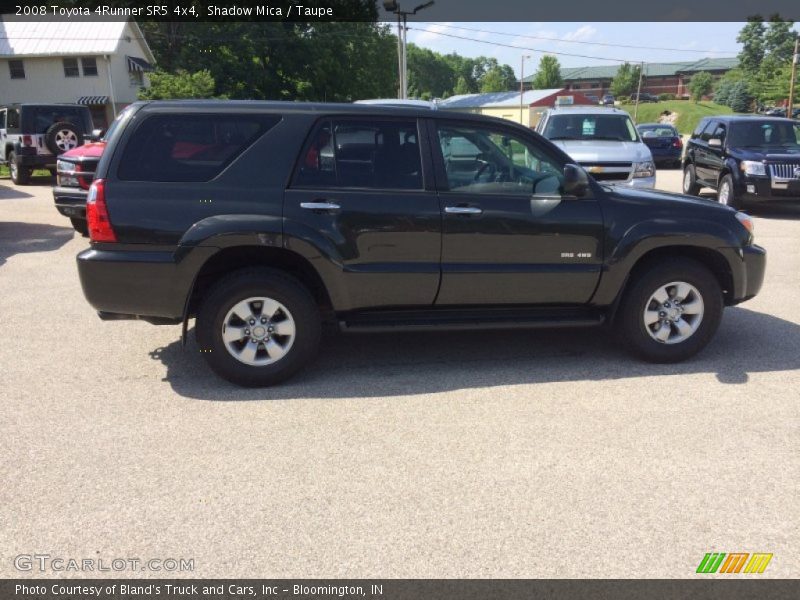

{"left": 0, "top": 182, "right": 35, "bottom": 199}
{"left": 149, "top": 306, "right": 800, "bottom": 401}
{"left": 0, "top": 221, "right": 74, "bottom": 267}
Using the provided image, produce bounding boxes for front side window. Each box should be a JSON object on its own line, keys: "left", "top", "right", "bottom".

{"left": 699, "top": 121, "right": 717, "bottom": 142}
{"left": 543, "top": 114, "right": 638, "bottom": 142}
{"left": 117, "top": 114, "right": 279, "bottom": 182}
{"left": 63, "top": 58, "right": 79, "bottom": 78}
{"left": 9, "top": 60, "right": 25, "bottom": 79}
{"left": 437, "top": 124, "right": 564, "bottom": 196}
{"left": 81, "top": 57, "right": 98, "bottom": 77}
{"left": 293, "top": 119, "right": 422, "bottom": 190}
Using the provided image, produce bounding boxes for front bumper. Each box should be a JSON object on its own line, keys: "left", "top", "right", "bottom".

{"left": 720, "top": 244, "right": 767, "bottom": 305}
{"left": 622, "top": 175, "right": 656, "bottom": 189}
{"left": 738, "top": 175, "right": 800, "bottom": 203}
{"left": 53, "top": 186, "right": 88, "bottom": 218}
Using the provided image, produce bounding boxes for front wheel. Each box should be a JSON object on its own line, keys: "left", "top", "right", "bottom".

{"left": 618, "top": 258, "right": 723, "bottom": 363}
{"left": 682, "top": 163, "right": 700, "bottom": 195}
{"left": 717, "top": 174, "right": 739, "bottom": 209}
{"left": 196, "top": 268, "right": 321, "bottom": 387}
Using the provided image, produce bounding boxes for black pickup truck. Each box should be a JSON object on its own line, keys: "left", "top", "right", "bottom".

{"left": 77, "top": 101, "right": 765, "bottom": 386}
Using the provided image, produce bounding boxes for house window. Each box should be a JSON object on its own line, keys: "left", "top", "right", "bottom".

{"left": 81, "top": 57, "right": 98, "bottom": 76}
{"left": 63, "top": 58, "right": 79, "bottom": 77}
{"left": 9, "top": 59, "right": 25, "bottom": 79}
{"left": 129, "top": 70, "right": 144, "bottom": 87}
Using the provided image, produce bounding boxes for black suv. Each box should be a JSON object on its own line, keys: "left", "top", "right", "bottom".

{"left": 682, "top": 115, "right": 800, "bottom": 208}
{"left": 77, "top": 101, "right": 765, "bottom": 386}
{"left": 0, "top": 103, "right": 93, "bottom": 184}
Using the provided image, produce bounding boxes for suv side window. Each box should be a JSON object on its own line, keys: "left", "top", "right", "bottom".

{"left": 117, "top": 114, "right": 279, "bottom": 182}
{"left": 293, "top": 119, "right": 422, "bottom": 190}
{"left": 436, "top": 123, "right": 564, "bottom": 196}
{"left": 711, "top": 122, "right": 727, "bottom": 143}
{"left": 7, "top": 108, "right": 19, "bottom": 130}
{"left": 691, "top": 119, "right": 708, "bottom": 139}
{"left": 699, "top": 120, "right": 717, "bottom": 142}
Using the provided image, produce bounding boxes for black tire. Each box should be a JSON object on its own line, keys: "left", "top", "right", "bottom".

{"left": 717, "top": 174, "right": 740, "bottom": 209}
{"left": 45, "top": 121, "right": 83, "bottom": 155}
{"left": 196, "top": 268, "right": 321, "bottom": 387}
{"left": 8, "top": 152, "right": 31, "bottom": 185}
{"left": 618, "top": 258, "right": 724, "bottom": 363}
{"left": 70, "top": 217, "right": 89, "bottom": 236}
{"left": 682, "top": 163, "right": 700, "bottom": 195}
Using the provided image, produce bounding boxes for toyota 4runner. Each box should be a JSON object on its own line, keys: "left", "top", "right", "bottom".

{"left": 77, "top": 101, "right": 766, "bottom": 386}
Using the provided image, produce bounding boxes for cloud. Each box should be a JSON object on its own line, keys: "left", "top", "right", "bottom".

{"left": 560, "top": 25, "right": 597, "bottom": 43}
{"left": 412, "top": 22, "right": 453, "bottom": 44}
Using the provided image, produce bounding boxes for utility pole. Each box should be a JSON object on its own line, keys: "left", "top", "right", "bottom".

{"left": 788, "top": 36, "right": 799, "bottom": 118}
{"left": 633, "top": 62, "right": 644, "bottom": 122}
{"left": 384, "top": 1, "right": 435, "bottom": 100}
{"left": 520, "top": 55, "right": 531, "bottom": 125}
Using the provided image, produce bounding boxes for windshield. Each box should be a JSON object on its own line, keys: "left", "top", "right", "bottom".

{"left": 544, "top": 114, "right": 638, "bottom": 142}
{"left": 728, "top": 121, "right": 800, "bottom": 148}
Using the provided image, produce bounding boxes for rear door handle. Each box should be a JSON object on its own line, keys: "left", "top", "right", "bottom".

{"left": 300, "top": 201, "right": 340, "bottom": 211}
{"left": 444, "top": 206, "right": 482, "bottom": 215}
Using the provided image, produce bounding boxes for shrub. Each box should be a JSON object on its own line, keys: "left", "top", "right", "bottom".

{"left": 658, "top": 93, "right": 676, "bottom": 101}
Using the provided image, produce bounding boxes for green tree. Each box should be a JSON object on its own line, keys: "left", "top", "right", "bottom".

{"left": 713, "top": 78, "right": 735, "bottom": 105}
{"left": 764, "top": 16, "right": 797, "bottom": 62}
{"left": 688, "top": 71, "right": 714, "bottom": 102}
{"left": 736, "top": 17, "right": 766, "bottom": 75}
{"left": 610, "top": 63, "right": 641, "bottom": 97}
{"left": 728, "top": 80, "right": 753, "bottom": 112}
{"left": 453, "top": 75, "right": 471, "bottom": 95}
{"left": 138, "top": 69, "right": 217, "bottom": 100}
{"left": 479, "top": 68, "right": 510, "bottom": 92}
{"left": 532, "top": 55, "right": 563, "bottom": 89}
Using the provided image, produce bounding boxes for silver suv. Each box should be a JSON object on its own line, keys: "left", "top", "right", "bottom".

{"left": 536, "top": 106, "right": 655, "bottom": 189}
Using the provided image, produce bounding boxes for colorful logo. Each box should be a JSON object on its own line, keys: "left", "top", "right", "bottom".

{"left": 696, "top": 552, "right": 773, "bottom": 574}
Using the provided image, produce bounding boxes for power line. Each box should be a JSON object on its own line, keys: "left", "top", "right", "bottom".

{"left": 416, "top": 22, "right": 739, "bottom": 56}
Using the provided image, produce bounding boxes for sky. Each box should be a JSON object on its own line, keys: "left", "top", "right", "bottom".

{"left": 400, "top": 22, "right": 750, "bottom": 74}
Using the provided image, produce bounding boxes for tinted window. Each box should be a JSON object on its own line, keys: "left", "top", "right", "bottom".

{"left": 699, "top": 121, "right": 717, "bottom": 142}
{"left": 118, "top": 114, "right": 279, "bottom": 182}
{"left": 293, "top": 119, "right": 422, "bottom": 190}
{"left": 437, "top": 124, "right": 564, "bottom": 196}
{"left": 21, "top": 106, "right": 92, "bottom": 134}
{"left": 543, "top": 114, "right": 638, "bottom": 142}
{"left": 692, "top": 119, "right": 709, "bottom": 138}
{"left": 728, "top": 120, "right": 800, "bottom": 148}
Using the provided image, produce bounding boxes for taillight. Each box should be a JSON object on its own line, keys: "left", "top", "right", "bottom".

{"left": 22, "top": 135, "right": 32, "bottom": 146}
{"left": 86, "top": 179, "right": 117, "bottom": 242}
{"left": 672, "top": 137, "right": 683, "bottom": 149}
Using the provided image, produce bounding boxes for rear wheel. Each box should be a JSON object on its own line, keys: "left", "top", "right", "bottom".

{"left": 196, "top": 268, "right": 321, "bottom": 387}
{"left": 619, "top": 258, "right": 723, "bottom": 363}
{"left": 682, "top": 163, "right": 700, "bottom": 195}
{"left": 717, "top": 174, "right": 739, "bottom": 209}
{"left": 8, "top": 152, "right": 31, "bottom": 185}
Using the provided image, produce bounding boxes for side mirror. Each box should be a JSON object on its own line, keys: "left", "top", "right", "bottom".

{"left": 563, "top": 163, "right": 589, "bottom": 197}
{"left": 708, "top": 138, "right": 722, "bottom": 147}
{"left": 89, "top": 128, "right": 104, "bottom": 142}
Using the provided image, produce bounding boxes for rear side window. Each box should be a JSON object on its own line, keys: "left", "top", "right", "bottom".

{"left": 117, "top": 114, "right": 279, "bottom": 182}
{"left": 21, "top": 106, "right": 91, "bottom": 133}
{"left": 293, "top": 119, "right": 422, "bottom": 190}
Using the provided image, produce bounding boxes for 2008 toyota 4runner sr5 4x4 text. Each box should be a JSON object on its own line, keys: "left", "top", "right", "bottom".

{"left": 77, "top": 101, "right": 766, "bottom": 387}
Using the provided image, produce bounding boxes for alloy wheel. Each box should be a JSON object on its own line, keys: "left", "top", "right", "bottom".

{"left": 643, "top": 281, "right": 704, "bottom": 345}
{"left": 221, "top": 296, "right": 296, "bottom": 366}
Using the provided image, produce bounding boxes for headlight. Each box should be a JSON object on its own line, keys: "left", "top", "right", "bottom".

{"left": 735, "top": 211, "right": 754, "bottom": 238}
{"left": 632, "top": 161, "right": 655, "bottom": 178}
{"left": 56, "top": 160, "right": 78, "bottom": 186}
{"left": 740, "top": 160, "right": 766, "bottom": 176}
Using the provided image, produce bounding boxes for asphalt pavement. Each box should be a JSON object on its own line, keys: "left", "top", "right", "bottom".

{"left": 1, "top": 169, "right": 798, "bottom": 578}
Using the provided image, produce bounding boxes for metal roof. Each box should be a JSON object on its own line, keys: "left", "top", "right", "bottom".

{"left": 0, "top": 18, "right": 155, "bottom": 62}
{"left": 438, "top": 88, "right": 566, "bottom": 109}
{"left": 522, "top": 58, "right": 739, "bottom": 83}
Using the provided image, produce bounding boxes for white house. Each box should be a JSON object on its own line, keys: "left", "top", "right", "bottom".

{"left": 0, "top": 19, "right": 155, "bottom": 129}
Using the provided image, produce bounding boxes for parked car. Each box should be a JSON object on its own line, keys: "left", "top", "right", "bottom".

{"left": 0, "top": 103, "right": 93, "bottom": 184}
{"left": 601, "top": 94, "right": 615, "bottom": 106}
{"left": 536, "top": 105, "right": 656, "bottom": 188}
{"left": 682, "top": 115, "right": 800, "bottom": 208}
{"left": 763, "top": 107, "right": 800, "bottom": 119}
{"left": 77, "top": 100, "right": 765, "bottom": 386}
{"left": 54, "top": 107, "right": 135, "bottom": 235}
{"left": 584, "top": 94, "right": 600, "bottom": 104}
{"left": 630, "top": 92, "right": 658, "bottom": 103}
{"left": 637, "top": 123, "right": 683, "bottom": 168}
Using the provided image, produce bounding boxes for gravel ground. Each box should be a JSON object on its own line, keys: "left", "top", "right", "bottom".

{"left": 1, "top": 169, "right": 797, "bottom": 578}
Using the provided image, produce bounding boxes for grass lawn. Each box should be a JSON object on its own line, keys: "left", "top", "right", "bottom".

{"left": 618, "top": 100, "right": 737, "bottom": 135}
{"left": 0, "top": 164, "right": 54, "bottom": 178}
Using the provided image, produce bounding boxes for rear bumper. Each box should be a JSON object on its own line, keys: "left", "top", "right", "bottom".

{"left": 648, "top": 148, "right": 682, "bottom": 165}
{"left": 77, "top": 245, "right": 217, "bottom": 321}
{"left": 53, "top": 186, "right": 88, "bottom": 218}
